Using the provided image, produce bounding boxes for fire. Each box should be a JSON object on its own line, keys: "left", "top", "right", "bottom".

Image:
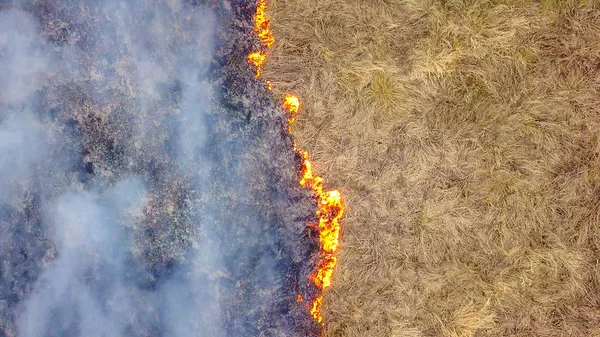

{"left": 248, "top": 52, "right": 267, "bottom": 78}
{"left": 254, "top": 0, "right": 275, "bottom": 48}
{"left": 298, "top": 150, "right": 343, "bottom": 316}
{"left": 283, "top": 94, "right": 300, "bottom": 114}
{"left": 310, "top": 295, "right": 323, "bottom": 324}
{"left": 284, "top": 94, "right": 300, "bottom": 126}
{"left": 248, "top": 0, "right": 274, "bottom": 79}
{"left": 248, "top": 0, "right": 344, "bottom": 328}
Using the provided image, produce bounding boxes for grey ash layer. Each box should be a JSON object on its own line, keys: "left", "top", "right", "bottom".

{"left": 0, "top": 1, "right": 321, "bottom": 336}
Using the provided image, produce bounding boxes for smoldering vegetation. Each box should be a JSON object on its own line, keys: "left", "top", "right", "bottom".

{"left": 0, "top": 1, "right": 320, "bottom": 336}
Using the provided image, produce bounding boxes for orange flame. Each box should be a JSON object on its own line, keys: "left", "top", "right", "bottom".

{"left": 310, "top": 295, "right": 323, "bottom": 324}
{"left": 247, "top": 52, "right": 267, "bottom": 78}
{"left": 248, "top": 0, "right": 274, "bottom": 79}
{"left": 284, "top": 94, "right": 300, "bottom": 127}
{"left": 254, "top": 0, "right": 275, "bottom": 48}
{"left": 283, "top": 94, "right": 300, "bottom": 114}
{"left": 248, "top": 0, "right": 343, "bottom": 328}
{"left": 297, "top": 149, "right": 343, "bottom": 323}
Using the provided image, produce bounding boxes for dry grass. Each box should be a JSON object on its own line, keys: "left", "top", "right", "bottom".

{"left": 263, "top": 0, "right": 600, "bottom": 336}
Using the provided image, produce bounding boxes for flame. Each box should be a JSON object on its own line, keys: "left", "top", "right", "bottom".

{"left": 310, "top": 295, "right": 323, "bottom": 324}
{"left": 248, "top": 0, "right": 343, "bottom": 328}
{"left": 297, "top": 149, "right": 343, "bottom": 320}
{"left": 254, "top": 0, "right": 275, "bottom": 48}
{"left": 283, "top": 94, "right": 300, "bottom": 114}
{"left": 284, "top": 94, "right": 300, "bottom": 127}
{"left": 248, "top": 52, "right": 267, "bottom": 78}
{"left": 248, "top": 0, "right": 274, "bottom": 79}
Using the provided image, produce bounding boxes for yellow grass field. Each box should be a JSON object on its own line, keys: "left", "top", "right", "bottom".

{"left": 263, "top": 0, "right": 600, "bottom": 336}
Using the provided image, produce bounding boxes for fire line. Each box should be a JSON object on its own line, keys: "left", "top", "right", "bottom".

{"left": 248, "top": 0, "right": 344, "bottom": 328}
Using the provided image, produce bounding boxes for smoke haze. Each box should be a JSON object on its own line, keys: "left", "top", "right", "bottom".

{"left": 0, "top": 1, "right": 319, "bottom": 336}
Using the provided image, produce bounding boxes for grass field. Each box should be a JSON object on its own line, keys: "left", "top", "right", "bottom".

{"left": 262, "top": 0, "right": 600, "bottom": 336}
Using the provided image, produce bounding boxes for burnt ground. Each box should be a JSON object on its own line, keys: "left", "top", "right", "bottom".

{"left": 0, "top": 0, "right": 321, "bottom": 336}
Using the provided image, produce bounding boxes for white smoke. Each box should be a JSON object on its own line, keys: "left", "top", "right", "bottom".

{"left": 0, "top": 1, "right": 313, "bottom": 336}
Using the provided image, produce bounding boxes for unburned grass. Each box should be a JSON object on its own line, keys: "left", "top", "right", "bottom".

{"left": 263, "top": 0, "right": 600, "bottom": 336}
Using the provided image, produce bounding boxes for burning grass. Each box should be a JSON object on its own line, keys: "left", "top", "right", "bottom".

{"left": 248, "top": 0, "right": 344, "bottom": 327}
{"left": 262, "top": 0, "right": 600, "bottom": 336}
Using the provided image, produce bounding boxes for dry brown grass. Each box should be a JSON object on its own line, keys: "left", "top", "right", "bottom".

{"left": 263, "top": 0, "right": 600, "bottom": 336}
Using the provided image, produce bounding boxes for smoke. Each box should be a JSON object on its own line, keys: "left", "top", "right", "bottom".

{"left": 0, "top": 1, "right": 317, "bottom": 336}
{"left": 0, "top": 9, "right": 49, "bottom": 203}
{"left": 0, "top": 9, "right": 49, "bottom": 106}
{"left": 18, "top": 179, "right": 147, "bottom": 337}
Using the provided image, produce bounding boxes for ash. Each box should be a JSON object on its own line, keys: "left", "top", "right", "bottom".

{"left": 0, "top": 0, "right": 320, "bottom": 336}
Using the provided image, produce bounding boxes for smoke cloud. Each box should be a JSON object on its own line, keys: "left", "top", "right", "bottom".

{"left": 0, "top": 1, "right": 318, "bottom": 337}
{"left": 18, "top": 179, "right": 147, "bottom": 337}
